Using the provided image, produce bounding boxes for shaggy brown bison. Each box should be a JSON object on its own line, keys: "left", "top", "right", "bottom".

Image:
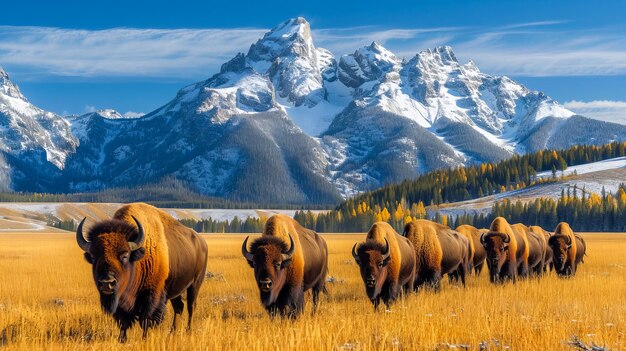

{"left": 403, "top": 220, "right": 470, "bottom": 290}
{"left": 242, "top": 214, "right": 328, "bottom": 317}
{"left": 75, "top": 203, "right": 208, "bottom": 342}
{"left": 529, "top": 225, "right": 553, "bottom": 273}
{"left": 480, "top": 217, "right": 530, "bottom": 283}
{"left": 456, "top": 225, "right": 488, "bottom": 276}
{"left": 548, "top": 222, "right": 586, "bottom": 277}
{"left": 352, "top": 222, "right": 416, "bottom": 309}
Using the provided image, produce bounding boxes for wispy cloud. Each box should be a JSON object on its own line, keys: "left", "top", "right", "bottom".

{"left": 563, "top": 100, "right": 626, "bottom": 124}
{"left": 0, "top": 26, "right": 265, "bottom": 78}
{"left": 1, "top": 22, "right": 626, "bottom": 80}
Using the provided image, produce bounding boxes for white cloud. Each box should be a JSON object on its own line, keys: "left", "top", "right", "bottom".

{"left": 84, "top": 105, "right": 96, "bottom": 113}
{"left": 0, "top": 26, "right": 266, "bottom": 78}
{"left": 563, "top": 100, "right": 626, "bottom": 125}
{"left": 1, "top": 21, "right": 626, "bottom": 79}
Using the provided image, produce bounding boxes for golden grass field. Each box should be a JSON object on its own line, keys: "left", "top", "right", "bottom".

{"left": 0, "top": 232, "right": 624, "bottom": 350}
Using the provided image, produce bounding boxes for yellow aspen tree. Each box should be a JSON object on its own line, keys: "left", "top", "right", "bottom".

{"left": 381, "top": 208, "right": 391, "bottom": 222}
{"left": 404, "top": 215, "right": 413, "bottom": 226}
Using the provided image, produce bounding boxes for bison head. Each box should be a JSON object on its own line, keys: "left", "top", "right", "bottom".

{"left": 76, "top": 216, "right": 146, "bottom": 314}
{"left": 548, "top": 235, "right": 572, "bottom": 274}
{"left": 480, "top": 232, "right": 510, "bottom": 283}
{"left": 242, "top": 235, "right": 295, "bottom": 307}
{"left": 352, "top": 238, "right": 391, "bottom": 302}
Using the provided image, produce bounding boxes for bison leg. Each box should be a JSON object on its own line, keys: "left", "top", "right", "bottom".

{"left": 372, "top": 296, "right": 381, "bottom": 311}
{"left": 312, "top": 282, "right": 325, "bottom": 314}
{"left": 186, "top": 283, "right": 202, "bottom": 331}
{"left": 113, "top": 309, "right": 134, "bottom": 343}
{"left": 118, "top": 329, "right": 128, "bottom": 344}
{"left": 475, "top": 261, "right": 484, "bottom": 276}
{"left": 432, "top": 270, "right": 442, "bottom": 292}
{"left": 170, "top": 296, "right": 184, "bottom": 332}
{"left": 291, "top": 290, "right": 304, "bottom": 318}
{"left": 458, "top": 266, "right": 466, "bottom": 287}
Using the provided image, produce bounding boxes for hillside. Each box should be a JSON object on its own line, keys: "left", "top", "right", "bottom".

{"left": 2, "top": 18, "right": 626, "bottom": 205}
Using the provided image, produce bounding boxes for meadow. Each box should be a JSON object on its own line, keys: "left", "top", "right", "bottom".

{"left": 0, "top": 232, "right": 624, "bottom": 350}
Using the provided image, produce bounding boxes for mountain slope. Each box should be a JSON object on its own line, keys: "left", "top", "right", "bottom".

{"left": 0, "top": 67, "right": 77, "bottom": 190}
{"left": 1, "top": 17, "right": 626, "bottom": 204}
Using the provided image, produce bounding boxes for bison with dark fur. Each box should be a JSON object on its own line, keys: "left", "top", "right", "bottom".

{"left": 242, "top": 214, "right": 328, "bottom": 317}
{"left": 76, "top": 203, "right": 208, "bottom": 342}
{"left": 480, "top": 217, "right": 530, "bottom": 283}
{"left": 352, "top": 222, "right": 416, "bottom": 310}
{"left": 548, "top": 222, "right": 586, "bottom": 277}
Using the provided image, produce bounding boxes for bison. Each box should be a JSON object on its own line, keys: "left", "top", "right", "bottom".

{"left": 548, "top": 222, "right": 586, "bottom": 277}
{"left": 529, "top": 225, "right": 553, "bottom": 273}
{"left": 75, "top": 203, "right": 208, "bottom": 342}
{"left": 403, "top": 220, "right": 470, "bottom": 290}
{"left": 525, "top": 226, "right": 547, "bottom": 276}
{"left": 456, "top": 225, "right": 488, "bottom": 276}
{"left": 480, "top": 217, "right": 530, "bottom": 283}
{"left": 352, "top": 222, "right": 416, "bottom": 310}
{"left": 242, "top": 214, "right": 328, "bottom": 317}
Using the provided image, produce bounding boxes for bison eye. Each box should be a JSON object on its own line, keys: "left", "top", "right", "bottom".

{"left": 120, "top": 254, "right": 129, "bottom": 264}
{"left": 274, "top": 262, "right": 281, "bottom": 270}
{"left": 378, "top": 262, "right": 384, "bottom": 268}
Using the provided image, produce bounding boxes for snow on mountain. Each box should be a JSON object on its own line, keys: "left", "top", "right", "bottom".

{"left": 2, "top": 18, "right": 626, "bottom": 204}
{"left": 0, "top": 67, "right": 77, "bottom": 171}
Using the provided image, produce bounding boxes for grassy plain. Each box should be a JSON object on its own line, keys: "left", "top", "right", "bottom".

{"left": 0, "top": 232, "right": 624, "bottom": 350}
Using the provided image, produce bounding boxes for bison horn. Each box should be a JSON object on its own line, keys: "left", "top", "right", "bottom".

{"left": 75, "top": 217, "right": 91, "bottom": 252}
{"left": 281, "top": 234, "right": 296, "bottom": 261}
{"left": 241, "top": 236, "right": 254, "bottom": 262}
{"left": 503, "top": 234, "right": 511, "bottom": 243}
{"left": 381, "top": 238, "right": 391, "bottom": 261}
{"left": 480, "top": 233, "right": 486, "bottom": 244}
{"left": 352, "top": 243, "right": 360, "bottom": 262}
{"left": 564, "top": 235, "right": 572, "bottom": 246}
{"left": 128, "top": 216, "right": 146, "bottom": 251}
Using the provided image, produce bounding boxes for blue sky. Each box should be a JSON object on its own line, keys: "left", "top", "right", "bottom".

{"left": 1, "top": 0, "right": 626, "bottom": 122}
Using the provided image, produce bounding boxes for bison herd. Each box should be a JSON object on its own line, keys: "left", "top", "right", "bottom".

{"left": 75, "top": 203, "right": 587, "bottom": 342}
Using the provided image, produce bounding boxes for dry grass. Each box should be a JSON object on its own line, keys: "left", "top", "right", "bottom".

{"left": 0, "top": 232, "right": 624, "bottom": 350}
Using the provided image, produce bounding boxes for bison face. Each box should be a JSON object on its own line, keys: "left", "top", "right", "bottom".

{"left": 480, "top": 233, "right": 510, "bottom": 282}
{"left": 548, "top": 235, "right": 572, "bottom": 274}
{"left": 242, "top": 235, "right": 295, "bottom": 307}
{"left": 76, "top": 217, "right": 146, "bottom": 314}
{"left": 352, "top": 239, "right": 391, "bottom": 301}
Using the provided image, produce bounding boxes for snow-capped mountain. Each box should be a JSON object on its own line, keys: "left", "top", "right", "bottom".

{"left": 0, "top": 66, "right": 77, "bottom": 190}
{"left": 2, "top": 17, "right": 626, "bottom": 203}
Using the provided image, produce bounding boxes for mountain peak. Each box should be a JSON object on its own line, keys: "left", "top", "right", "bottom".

{"left": 0, "top": 66, "right": 8, "bottom": 80}
{"left": 415, "top": 45, "right": 458, "bottom": 66}
{"left": 247, "top": 17, "right": 314, "bottom": 63}
{"left": 266, "top": 17, "right": 311, "bottom": 40}
{"left": 246, "top": 16, "right": 327, "bottom": 107}
{"left": 0, "top": 67, "right": 26, "bottom": 101}
{"left": 338, "top": 42, "right": 400, "bottom": 88}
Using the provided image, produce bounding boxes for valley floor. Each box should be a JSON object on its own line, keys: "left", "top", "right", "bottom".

{"left": 0, "top": 232, "right": 623, "bottom": 350}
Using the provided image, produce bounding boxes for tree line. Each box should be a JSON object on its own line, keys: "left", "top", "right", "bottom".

{"left": 48, "top": 184, "right": 626, "bottom": 234}
{"left": 455, "top": 185, "right": 626, "bottom": 232}
{"left": 338, "top": 141, "right": 626, "bottom": 214}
